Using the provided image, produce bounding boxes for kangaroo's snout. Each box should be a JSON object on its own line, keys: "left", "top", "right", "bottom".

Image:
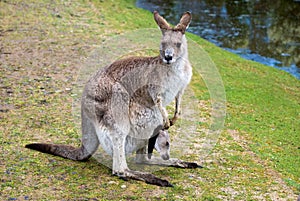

{"left": 164, "top": 55, "right": 173, "bottom": 63}
{"left": 154, "top": 130, "right": 171, "bottom": 160}
{"left": 163, "top": 48, "right": 174, "bottom": 64}
{"left": 161, "top": 153, "right": 170, "bottom": 160}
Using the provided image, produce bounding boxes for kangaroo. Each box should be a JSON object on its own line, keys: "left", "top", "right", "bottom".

{"left": 25, "top": 11, "right": 200, "bottom": 187}
{"left": 148, "top": 129, "right": 170, "bottom": 161}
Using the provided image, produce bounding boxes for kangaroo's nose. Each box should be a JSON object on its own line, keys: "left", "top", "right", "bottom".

{"left": 164, "top": 55, "right": 173, "bottom": 62}
{"left": 164, "top": 48, "right": 174, "bottom": 63}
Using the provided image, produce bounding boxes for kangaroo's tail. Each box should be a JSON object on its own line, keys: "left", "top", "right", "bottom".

{"left": 25, "top": 143, "right": 92, "bottom": 161}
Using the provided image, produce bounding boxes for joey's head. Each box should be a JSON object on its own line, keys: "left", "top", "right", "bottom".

{"left": 155, "top": 130, "right": 170, "bottom": 160}
{"left": 154, "top": 11, "right": 192, "bottom": 64}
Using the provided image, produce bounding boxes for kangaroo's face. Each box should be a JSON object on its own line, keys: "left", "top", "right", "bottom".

{"left": 160, "top": 30, "right": 184, "bottom": 64}
{"left": 155, "top": 130, "right": 170, "bottom": 160}
{"left": 154, "top": 11, "right": 192, "bottom": 64}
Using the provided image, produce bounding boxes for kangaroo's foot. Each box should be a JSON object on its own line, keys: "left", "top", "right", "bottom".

{"left": 114, "top": 169, "right": 173, "bottom": 187}
{"left": 170, "top": 160, "right": 202, "bottom": 169}
{"left": 140, "top": 157, "right": 203, "bottom": 169}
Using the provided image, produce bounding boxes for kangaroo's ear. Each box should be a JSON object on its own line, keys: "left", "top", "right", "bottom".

{"left": 174, "top": 11, "right": 192, "bottom": 34}
{"left": 153, "top": 11, "right": 171, "bottom": 32}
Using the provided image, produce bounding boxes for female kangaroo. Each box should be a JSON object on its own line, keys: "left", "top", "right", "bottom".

{"left": 26, "top": 11, "right": 200, "bottom": 187}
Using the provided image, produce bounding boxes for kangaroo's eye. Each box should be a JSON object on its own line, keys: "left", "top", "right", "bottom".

{"left": 166, "top": 142, "right": 170, "bottom": 147}
{"left": 176, "top": 43, "right": 181, "bottom": 48}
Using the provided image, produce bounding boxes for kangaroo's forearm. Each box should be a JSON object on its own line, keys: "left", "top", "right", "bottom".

{"left": 170, "top": 92, "right": 183, "bottom": 125}
{"left": 156, "top": 95, "right": 170, "bottom": 128}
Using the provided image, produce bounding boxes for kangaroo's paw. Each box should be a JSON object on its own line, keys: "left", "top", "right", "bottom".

{"left": 169, "top": 115, "right": 179, "bottom": 126}
{"left": 117, "top": 169, "right": 173, "bottom": 187}
{"left": 169, "top": 118, "right": 176, "bottom": 126}
{"left": 163, "top": 118, "right": 171, "bottom": 129}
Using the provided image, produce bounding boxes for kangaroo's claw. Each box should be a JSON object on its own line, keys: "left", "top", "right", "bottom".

{"left": 163, "top": 119, "right": 171, "bottom": 129}
{"left": 181, "top": 161, "right": 203, "bottom": 169}
{"left": 169, "top": 116, "right": 179, "bottom": 127}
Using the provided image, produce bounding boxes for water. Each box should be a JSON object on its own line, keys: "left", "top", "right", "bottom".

{"left": 136, "top": 0, "right": 300, "bottom": 79}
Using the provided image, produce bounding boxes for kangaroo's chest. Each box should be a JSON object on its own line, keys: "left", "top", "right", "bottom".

{"left": 161, "top": 65, "right": 192, "bottom": 106}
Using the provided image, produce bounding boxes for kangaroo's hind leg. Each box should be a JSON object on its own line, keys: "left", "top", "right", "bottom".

{"left": 117, "top": 144, "right": 173, "bottom": 187}
{"left": 114, "top": 136, "right": 173, "bottom": 186}
{"left": 102, "top": 117, "right": 173, "bottom": 187}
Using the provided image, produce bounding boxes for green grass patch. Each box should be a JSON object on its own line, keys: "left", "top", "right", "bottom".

{"left": 1, "top": 0, "right": 299, "bottom": 200}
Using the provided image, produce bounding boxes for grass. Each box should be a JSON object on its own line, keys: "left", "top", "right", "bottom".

{"left": 1, "top": 0, "right": 299, "bottom": 200}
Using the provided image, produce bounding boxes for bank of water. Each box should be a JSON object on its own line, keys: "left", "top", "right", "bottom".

{"left": 137, "top": 0, "right": 300, "bottom": 79}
